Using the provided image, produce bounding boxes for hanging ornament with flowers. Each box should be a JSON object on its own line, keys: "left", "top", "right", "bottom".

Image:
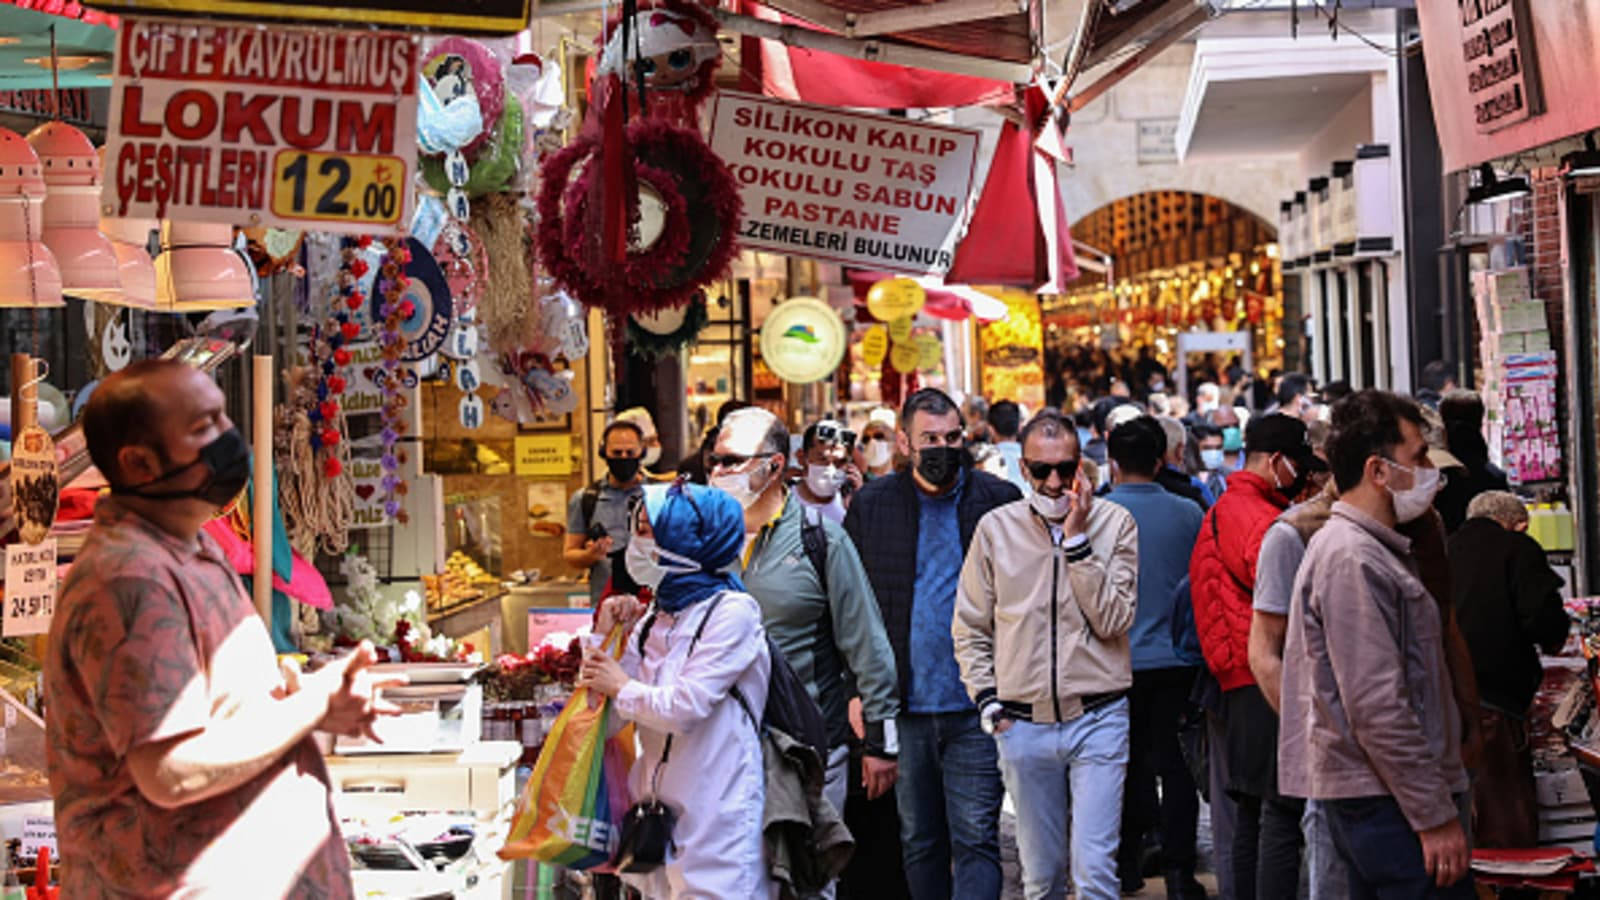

{"left": 308, "top": 236, "right": 374, "bottom": 480}
{"left": 376, "top": 236, "right": 412, "bottom": 524}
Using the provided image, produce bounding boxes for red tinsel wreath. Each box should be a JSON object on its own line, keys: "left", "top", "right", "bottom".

{"left": 537, "top": 118, "right": 741, "bottom": 316}
{"left": 562, "top": 162, "right": 691, "bottom": 291}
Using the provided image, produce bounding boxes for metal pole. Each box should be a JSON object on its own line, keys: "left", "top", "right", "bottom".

{"left": 252, "top": 355, "right": 272, "bottom": 624}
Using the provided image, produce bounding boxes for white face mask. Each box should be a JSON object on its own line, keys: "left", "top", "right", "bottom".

{"left": 711, "top": 458, "right": 776, "bottom": 509}
{"left": 625, "top": 535, "right": 702, "bottom": 590}
{"left": 864, "top": 442, "right": 893, "bottom": 469}
{"left": 1200, "top": 449, "right": 1225, "bottom": 471}
{"left": 805, "top": 464, "right": 843, "bottom": 499}
{"left": 1383, "top": 459, "right": 1442, "bottom": 523}
{"left": 642, "top": 445, "right": 662, "bottom": 468}
{"left": 1029, "top": 489, "right": 1072, "bottom": 521}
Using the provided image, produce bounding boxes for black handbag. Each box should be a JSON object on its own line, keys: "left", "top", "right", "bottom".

{"left": 614, "top": 795, "right": 678, "bottom": 873}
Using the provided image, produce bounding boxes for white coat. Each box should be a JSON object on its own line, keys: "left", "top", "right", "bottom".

{"left": 614, "top": 590, "right": 774, "bottom": 899}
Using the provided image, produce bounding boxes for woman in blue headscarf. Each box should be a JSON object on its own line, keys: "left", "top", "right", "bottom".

{"left": 580, "top": 480, "right": 774, "bottom": 899}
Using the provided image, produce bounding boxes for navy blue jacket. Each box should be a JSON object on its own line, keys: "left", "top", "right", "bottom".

{"left": 843, "top": 465, "right": 1023, "bottom": 703}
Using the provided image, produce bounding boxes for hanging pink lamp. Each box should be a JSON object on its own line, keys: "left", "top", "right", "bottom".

{"left": 0, "top": 127, "right": 63, "bottom": 308}
{"left": 27, "top": 121, "right": 121, "bottom": 304}
{"left": 95, "top": 146, "right": 156, "bottom": 310}
{"left": 154, "top": 220, "right": 256, "bottom": 311}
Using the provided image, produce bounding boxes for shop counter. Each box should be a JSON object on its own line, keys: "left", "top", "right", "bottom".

{"left": 429, "top": 582, "right": 590, "bottom": 658}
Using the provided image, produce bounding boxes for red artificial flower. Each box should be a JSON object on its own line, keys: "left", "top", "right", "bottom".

{"left": 322, "top": 428, "right": 341, "bottom": 447}
{"left": 320, "top": 400, "right": 340, "bottom": 420}
{"left": 333, "top": 348, "right": 353, "bottom": 367}
{"left": 328, "top": 375, "right": 348, "bottom": 394}
{"left": 358, "top": 236, "right": 374, "bottom": 249}
{"left": 350, "top": 258, "right": 370, "bottom": 277}
{"left": 341, "top": 322, "right": 361, "bottom": 341}
{"left": 346, "top": 294, "right": 364, "bottom": 311}
{"left": 398, "top": 300, "right": 416, "bottom": 319}
{"left": 324, "top": 456, "right": 343, "bottom": 478}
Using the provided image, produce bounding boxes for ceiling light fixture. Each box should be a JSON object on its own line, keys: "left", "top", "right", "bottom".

{"left": 1465, "top": 163, "right": 1531, "bottom": 205}
{"left": 23, "top": 55, "right": 104, "bottom": 71}
{"left": 1562, "top": 134, "right": 1600, "bottom": 178}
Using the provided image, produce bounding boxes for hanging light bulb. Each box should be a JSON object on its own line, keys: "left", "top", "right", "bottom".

{"left": 0, "top": 127, "right": 63, "bottom": 308}
{"left": 154, "top": 221, "right": 256, "bottom": 311}
{"left": 27, "top": 121, "right": 121, "bottom": 303}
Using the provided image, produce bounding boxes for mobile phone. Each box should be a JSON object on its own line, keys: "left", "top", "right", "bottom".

{"left": 586, "top": 522, "right": 609, "bottom": 543}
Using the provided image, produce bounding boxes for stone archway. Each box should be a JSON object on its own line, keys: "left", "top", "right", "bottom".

{"left": 1072, "top": 190, "right": 1277, "bottom": 278}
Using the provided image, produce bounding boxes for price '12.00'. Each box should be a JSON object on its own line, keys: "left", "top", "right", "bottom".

{"left": 272, "top": 150, "right": 404, "bottom": 226}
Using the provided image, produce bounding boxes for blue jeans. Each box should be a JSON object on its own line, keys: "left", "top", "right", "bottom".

{"left": 1324, "top": 795, "right": 1474, "bottom": 900}
{"left": 1304, "top": 799, "right": 1349, "bottom": 899}
{"left": 995, "top": 699, "right": 1130, "bottom": 900}
{"left": 894, "top": 710, "right": 1004, "bottom": 900}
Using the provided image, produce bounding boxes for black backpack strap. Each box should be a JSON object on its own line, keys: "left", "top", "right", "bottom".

{"left": 580, "top": 478, "right": 604, "bottom": 530}
{"left": 800, "top": 507, "right": 830, "bottom": 596}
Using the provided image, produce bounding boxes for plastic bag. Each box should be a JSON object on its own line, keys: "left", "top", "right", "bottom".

{"left": 499, "top": 627, "right": 636, "bottom": 868}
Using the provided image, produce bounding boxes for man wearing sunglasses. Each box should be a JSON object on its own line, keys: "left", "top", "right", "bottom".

{"left": 795, "top": 419, "right": 863, "bottom": 526}
{"left": 952, "top": 409, "right": 1138, "bottom": 899}
{"left": 844, "top": 388, "right": 1022, "bottom": 899}
{"left": 710, "top": 407, "right": 901, "bottom": 899}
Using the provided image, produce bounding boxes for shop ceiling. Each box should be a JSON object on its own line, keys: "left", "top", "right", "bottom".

{"left": 525, "top": 0, "right": 1216, "bottom": 96}
{"left": 0, "top": 6, "right": 113, "bottom": 90}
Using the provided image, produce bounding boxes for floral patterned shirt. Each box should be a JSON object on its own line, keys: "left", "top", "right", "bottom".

{"left": 44, "top": 498, "right": 352, "bottom": 898}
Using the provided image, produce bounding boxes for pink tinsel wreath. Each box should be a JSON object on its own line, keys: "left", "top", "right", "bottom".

{"left": 536, "top": 118, "right": 741, "bottom": 316}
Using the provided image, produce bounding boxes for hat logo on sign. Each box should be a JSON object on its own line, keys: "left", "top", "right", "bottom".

{"left": 782, "top": 324, "right": 820, "bottom": 345}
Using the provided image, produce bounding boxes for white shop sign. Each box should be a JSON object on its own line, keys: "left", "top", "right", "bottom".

{"left": 709, "top": 91, "right": 981, "bottom": 276}
{"left": 3, "top": 539, "right": 57, "bottom": 637}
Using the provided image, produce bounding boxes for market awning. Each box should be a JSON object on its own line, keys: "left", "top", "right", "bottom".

{"left": 0, "top": 4, "right": 116, "bottom": 90}
{"left": 716, "top": 0, "right": 1034, "bottom": 86}
{"left": 1053, "top": 0, "right": 1213, "bottom": 113}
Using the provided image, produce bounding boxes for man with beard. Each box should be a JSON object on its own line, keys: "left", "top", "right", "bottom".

{"left": 845, "top": 388, "right": 1021, "bottom": 899}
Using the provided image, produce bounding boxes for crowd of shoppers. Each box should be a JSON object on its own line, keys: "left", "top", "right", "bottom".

{"left": 550, "top": 360, "right": 1570, "bottom": 900}
{"left": 45, "top": 348, "right": 1572, "bottom": 899}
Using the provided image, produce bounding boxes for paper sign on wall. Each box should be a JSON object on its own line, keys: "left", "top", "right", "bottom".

{"left": 4, "top": 539, "right": 57, "bottom": 637}
{"left": 515, "top": 435, "right": 574, "bottom": 477}
{"left": 103, "top": 19, "right": 418, "bottom": 234}
{"left": 709, "top": 92, "right": 980, "bottom": 276}
{"left": 21, "top": 815, "right": 56, "bottom": 859}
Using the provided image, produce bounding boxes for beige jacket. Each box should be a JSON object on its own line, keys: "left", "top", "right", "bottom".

{"left": 953, "top": 498, "right": 1139, "bottom": 724}
{"left": 1278, "top": 502, "right": 1468, "bottom": 831}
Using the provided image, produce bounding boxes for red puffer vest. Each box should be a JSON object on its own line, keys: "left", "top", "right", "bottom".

{"left": 1187, "top": 470, "right": 1288, "bottom": 691}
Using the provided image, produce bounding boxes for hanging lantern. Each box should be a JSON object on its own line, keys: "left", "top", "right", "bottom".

{"left": 0, "top": 128, "right": 62, "bottom": 308}
{"left": 154, "top": 221, "right": 256, "bottom": 311}
{"left": 98, "top": 147, "right": 156, "bottom": 310}
{"left": 27, "top": 121, "right": 120, "bottom": 304}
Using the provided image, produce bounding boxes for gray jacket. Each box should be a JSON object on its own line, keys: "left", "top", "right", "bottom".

{"left": 1278, "top": 502, "right": 1468, "bottom": 831}
{"left": 743, "top": 495, "right": 900, "bottom": 753}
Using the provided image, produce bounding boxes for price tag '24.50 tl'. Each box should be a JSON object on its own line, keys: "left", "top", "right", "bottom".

{"left": 4, "top": 538, "right": 57, "bottom": 637}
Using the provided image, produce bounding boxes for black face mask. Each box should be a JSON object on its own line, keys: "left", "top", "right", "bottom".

{"left": 606, "top": 456, "right": 642, "bottom": 483}
{"left": 115, "top": 427, "right": 252, "bottom": 508}
{"left": 916, "top": 446, "right": 965, "bottom": 488}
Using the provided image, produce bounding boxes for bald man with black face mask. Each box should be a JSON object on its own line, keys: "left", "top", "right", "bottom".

{"left": 45, "top": 359, "right": 397, "bottom": 898}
